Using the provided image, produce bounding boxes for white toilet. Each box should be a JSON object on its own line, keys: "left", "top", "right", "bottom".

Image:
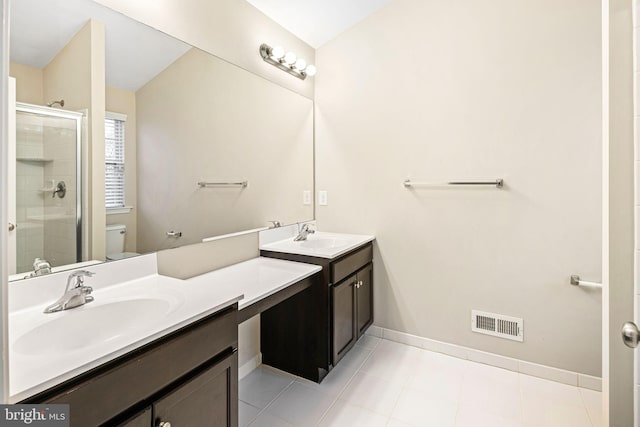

{"left": 105, "top": 224, "right": 139, "bottom": 261}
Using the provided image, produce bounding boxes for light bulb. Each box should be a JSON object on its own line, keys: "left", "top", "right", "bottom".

{"left": 271, "top": 45, "right": 285, "bottom": 60}
{"left": 305, "top": 64, "right": 317, "bottom": 77}
{"left": 284, "top": 51, "right": 297, "bottom": 65}
{"left": 294, "top": 59, "right": 307, "bottom": 71}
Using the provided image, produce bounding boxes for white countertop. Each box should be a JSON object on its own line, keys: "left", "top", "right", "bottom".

{"left": 187, "top": 257, "right": 321, "bottom": 310}
{"left": 9, "top": 255, "right": 320, "bottom": 402}
{"left": 260, "top": 231, "right": 375, "bottom": 259}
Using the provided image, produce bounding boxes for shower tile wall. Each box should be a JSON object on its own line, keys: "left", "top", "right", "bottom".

{"left": 15, "top": 113, "right": 78, "bottom": 274}
{"left": 15, "top": 115, "right": 45, "bottom": 273}
{"left": 43, "top": 118, "right": 77, "bottom": 268}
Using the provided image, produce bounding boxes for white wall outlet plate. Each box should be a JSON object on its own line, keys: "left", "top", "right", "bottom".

{"left": 319, "top": 190, "right": 328, "bottom": 206}
{"left": 303, "top": 190, "right": 312, "bottom": 205}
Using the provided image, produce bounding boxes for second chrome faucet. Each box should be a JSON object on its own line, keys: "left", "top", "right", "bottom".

{"left": 294, "top": 223, "right": 315, "bottom": 241}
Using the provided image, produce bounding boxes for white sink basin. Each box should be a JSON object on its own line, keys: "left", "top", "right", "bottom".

{"left": 14, "top": 298, "right": 173, "bottom": 355}
{"left": 297, "top": 238, "right": 350, "bottom": 249}
{"left": 9, "top": 269, "right": 246, "bottom": 402}
{"left": 260, "top": 231, "right": 375, "bottom": 259}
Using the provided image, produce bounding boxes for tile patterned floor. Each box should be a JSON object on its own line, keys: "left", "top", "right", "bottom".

{"left": 239, "top": 336, "right": 602, "bottom": 427}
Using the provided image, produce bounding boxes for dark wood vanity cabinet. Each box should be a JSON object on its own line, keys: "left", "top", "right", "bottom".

{"left": 119, "top": 353, "right": 238, "bottom": 427}
{"left": 22, "top": 304, "right": 239, "bottom": 427}
{"left": 261, "top": 242, "right": 373, "bottom": 382}
{"left": 356, "top": 263, "right": 373, "bottom": 337}
{"left": 332, "top": 263, "right": 373, "bottom": 365}
{"left": 152, "top": 352, "right": 237, "bottom": 427}
{"left": 120, "top": 408, "right": 152, "bottom": 427}
{"left": 332, "top": 275, "right": 356, "bottom": 364}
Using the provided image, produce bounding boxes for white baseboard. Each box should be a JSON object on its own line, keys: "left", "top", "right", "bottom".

{"left": 238, "top": 353, "right": 262, "bottom": 380}
{"left": 366, "top": 325, "right": 602, "bottom": 392}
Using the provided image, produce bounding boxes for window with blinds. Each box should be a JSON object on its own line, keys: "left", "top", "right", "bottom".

{"left": 105, "top": 113, "right": 126, "bottom": 209}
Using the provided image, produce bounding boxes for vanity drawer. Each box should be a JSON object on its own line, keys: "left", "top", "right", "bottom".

{"left": 331, "top": 243, "right": 373, "bottom": 284}
{"left": 39, "top": 305, "right": 238, "bottom": 426}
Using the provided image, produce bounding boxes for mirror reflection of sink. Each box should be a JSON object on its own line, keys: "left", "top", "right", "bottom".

{"left": 14, "top": 298, "right": 173, "bottom": 355}
{"left": 297, "top": 238, "right": 350, "bottom": 249}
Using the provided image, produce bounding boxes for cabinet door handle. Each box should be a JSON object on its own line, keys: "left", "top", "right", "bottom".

{"left": 158, "top": 421, "right": 172, "bottom": 427}
{"left": 8, "top": 223, "right": 15, "bottom": 232}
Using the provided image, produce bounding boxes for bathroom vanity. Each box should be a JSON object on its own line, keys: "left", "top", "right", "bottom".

{"left": 260, "top": 231, "right": 375, "bottom": 382}
{"left": 23, "top": 305, "right": 239, "bottom": 426}
{"left": 9, "top": 254, "right": 321, "bottom": 426}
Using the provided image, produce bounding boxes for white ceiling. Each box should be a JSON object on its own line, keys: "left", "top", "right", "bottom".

{"left": 10, "top": 0, "right": 394, "bottom": 92}
{"left": 246, "top": 0, "right": 395, "bottom": 48}
{"left": 10, "top": 0, "right": 190, "bottom": 92}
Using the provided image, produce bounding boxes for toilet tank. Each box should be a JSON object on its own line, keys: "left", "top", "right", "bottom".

{"left": 106, "top": 224, "right": 126, "bottom": 255}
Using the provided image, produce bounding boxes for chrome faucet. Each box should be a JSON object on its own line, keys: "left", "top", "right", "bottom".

{"left": 44, "top": 270, "right": 95, "bottom": 314}
{"left": 294, "top": 223, "right": 315, "bottom": 241}
{"left": 29, "top": 258, "right": 51, "bottom": 278}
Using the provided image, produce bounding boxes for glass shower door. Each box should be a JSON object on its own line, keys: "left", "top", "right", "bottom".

{"left": 13, "top": 103, "right": 82, "bottom": 275}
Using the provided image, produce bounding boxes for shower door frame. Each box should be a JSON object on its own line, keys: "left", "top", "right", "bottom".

{"left": 14, "top": 103, "right": 83, "bottom": 264}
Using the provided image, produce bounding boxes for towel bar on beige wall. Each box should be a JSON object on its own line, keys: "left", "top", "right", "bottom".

{"left": 570, "top": 275, "right": 602, "bottom": 289}
{"left": 403, "top": 179, "right": 504, "bottom": 188}
{"left": 197, "top": 181, "right": 248, "bottom": 188}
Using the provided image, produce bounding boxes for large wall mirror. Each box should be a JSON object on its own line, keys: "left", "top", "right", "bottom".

{"left": 8, "top": 0, "right": 314, "bottom": 280}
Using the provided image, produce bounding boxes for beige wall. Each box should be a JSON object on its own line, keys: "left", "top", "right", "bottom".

{"left": 316, "top": 0, "right": 602, "bottom": 376}
{"left": 94, "top": 0, "right": 315, "bottom": 99}
{"left": 43, "top": 21, "right": 93, "bottom": 114}
{"left": 9, "top": 62, "right": 42, "bottom": 105}
{"left": 88, "top": 21, "right": 106, "bottom": 262}
{"left": 135, "top": 48, "right": 313, "bottom": 253}
{"left": 105, "top": 86, "right": 137, "bottom": 253}
{"left": 43, "top": 20, "right": 106, "bottom": 261}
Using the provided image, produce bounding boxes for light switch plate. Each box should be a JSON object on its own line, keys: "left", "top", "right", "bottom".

{"left": 303, "top": 190, "right": 312, "bottom": 205}
{"left": 319, "top": 190, "right": 328, "bottom": 206}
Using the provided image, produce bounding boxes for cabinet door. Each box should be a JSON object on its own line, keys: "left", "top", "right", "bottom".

{"left": 154, "top": 352, "right": 238, "bottom": 427}
{"left": 118, "top": 407, "right": 152, "bottom": 427}
{"left": 356, "top": 263, "right": 373, "bottom": 337}
{"left": 332, "top": 274, "right": 357, "bottom": 365}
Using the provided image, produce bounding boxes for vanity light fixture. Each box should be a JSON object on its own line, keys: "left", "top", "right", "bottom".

{"left": 260, "top": 43, "right": 316, "bottom": 80}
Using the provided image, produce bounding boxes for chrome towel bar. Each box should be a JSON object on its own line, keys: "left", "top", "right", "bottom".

{"left": 403, "top": 179, "right": 504, "bottom": 188}
{"left": 197, "top": 181, "right": 248, "bottom": 188}
{"left": 570, "top": 275, "right": 602, "bottom": 289}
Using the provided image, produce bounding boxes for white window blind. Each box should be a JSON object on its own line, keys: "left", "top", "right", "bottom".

{"left": 105, "top": 112, "right": 126, "bottom": 209}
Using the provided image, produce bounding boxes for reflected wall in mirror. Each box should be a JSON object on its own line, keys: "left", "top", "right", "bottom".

{"left": 8, "top": 0, "right": 314, "bottom": 280}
